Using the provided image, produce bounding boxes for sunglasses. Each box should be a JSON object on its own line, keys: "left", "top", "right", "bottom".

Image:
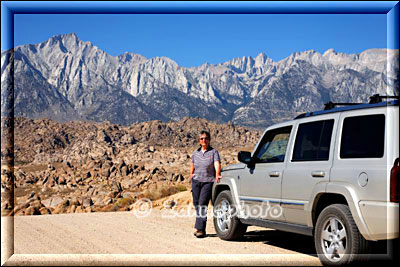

{"left": 200, "top": 137, "right": 209, "bottom": 140}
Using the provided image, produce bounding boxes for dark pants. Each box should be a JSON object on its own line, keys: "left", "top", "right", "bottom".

{"left": 192, "top": 179, "right": 214, "bottom": 232}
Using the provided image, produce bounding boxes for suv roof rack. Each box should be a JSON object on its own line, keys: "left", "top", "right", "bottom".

{"left": 323, "top": 102, "right": 361, "bottom": 111}
{"left": 294, "top": 94, "right": 399, "bottom": 120}
{"left": 369, "top": 94, "right": 399, "bottom": 104}
{"left": 323, "top": 95, "right": 399, "bottom": 110}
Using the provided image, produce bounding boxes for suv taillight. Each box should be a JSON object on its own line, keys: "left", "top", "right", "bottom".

{"left": 390, "top": 158, "right": 399, "bottom": 203}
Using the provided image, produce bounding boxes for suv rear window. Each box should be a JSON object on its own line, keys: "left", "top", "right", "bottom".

{"left": 292, "top": 120, "right": 334, "bottom": 161}
{"left": 340, "top": 114, "right": 385, "bottom": 158}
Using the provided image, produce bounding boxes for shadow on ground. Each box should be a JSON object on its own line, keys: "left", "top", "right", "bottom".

{"left": 208, "top": 229, "right": 399, "bottom": 263}
{"left": 241, "top": 229, "right": 316, "bottom": 256}
{"left": 206, "top": 229, "right": 316, "bottom": 256}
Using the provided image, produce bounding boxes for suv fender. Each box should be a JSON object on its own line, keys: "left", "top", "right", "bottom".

{"left": 212, "top": 177, "right": 242, "bottom": 213}
{"left": 305, "top": 181, "right": 329, "bottom": 227}
{"left": 325, "top": 182, "right": 373, "bottom": 240}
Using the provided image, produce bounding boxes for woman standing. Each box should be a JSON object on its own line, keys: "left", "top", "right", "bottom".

{"left": 190, "top": 130, "right": 222, "bottom": 238}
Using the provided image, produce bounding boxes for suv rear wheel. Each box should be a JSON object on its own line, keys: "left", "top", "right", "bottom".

{"left": 213, "top": 190, "right": 247, "bottom": 240}
{"left": 315, "top": 204, "right": 371, "bottom": 265}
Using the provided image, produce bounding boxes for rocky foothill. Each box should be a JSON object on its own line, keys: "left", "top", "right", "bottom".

{"left": 1, "top": 116, "right": 261, "bottom": 216}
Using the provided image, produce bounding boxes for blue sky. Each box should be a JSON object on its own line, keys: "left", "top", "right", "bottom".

{"left": 13, "top": 13, "right": 388, "bottom": 67}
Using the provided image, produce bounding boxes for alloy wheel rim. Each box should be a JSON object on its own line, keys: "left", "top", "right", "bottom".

{"left": 320, "top": 216, "right": 347, "bottom": 262}
{"left": 216, "top": 199, "right": 232, "bottom": 233}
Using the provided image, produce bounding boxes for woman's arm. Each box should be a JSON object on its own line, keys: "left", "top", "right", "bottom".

{"left": 190, "top": 162, "right": 195, "bottom": 181}
{"left": 214, "top": 160, "right": 222, "bottom": 183}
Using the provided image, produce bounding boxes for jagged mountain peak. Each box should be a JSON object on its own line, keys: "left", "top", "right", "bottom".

{"left": 47, "top": 32, "right": 82, "bottom": 50}
{"left": 31, "top": 32, "right": 107, "bottom": 57}
{"left": 147, "top": 56, "right": 180, "bottom": 69}
{"left": 56, "top": 32, "right": 79, "bottom": 41}
{"left": 323, "top": 48, "right": 337, "bottom": 57}
{"left": 254, "top": 52, "right": 272, "bottom": 66}
{"left": 360, "top": 48, "right": 387, "bottom": 55}
{"left": 255, "top": 52, "right": 267, "bottom": 60}
{"left": 287, "top": 49, "right": 319, "bottom": 59}
{"left": 196, "top": 52, "right": 271, "bottom": 71}
{"left": 117, "top": 52, "right": 147, "bottom": 64}
{"left": 305, "top": 49, "right": 317, "bottom": 54}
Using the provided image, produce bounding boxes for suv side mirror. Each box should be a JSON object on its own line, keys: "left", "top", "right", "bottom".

{"left": 238, "top": 151, "right": 253, "bottom": 165}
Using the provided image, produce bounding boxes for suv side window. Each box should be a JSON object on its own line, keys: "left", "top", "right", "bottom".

{"left": 254, "top": 126, "right": 292, "bottom": 163}
{"left": 292, "top": 119, "right": 334, "bottom": 161}
{"left": 340, "top": 114, "right": 385, "bottom": 158}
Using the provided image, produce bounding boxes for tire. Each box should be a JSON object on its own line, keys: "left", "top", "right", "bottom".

{"left": 213, "top": 190, "right": 247, "bottom": 241}
{"left": 314, "top": 204, "right": 371, "bottom": 265}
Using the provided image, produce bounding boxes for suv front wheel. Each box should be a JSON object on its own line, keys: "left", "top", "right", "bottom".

{"left": 213, "top": 190, "right": 247, "bottom": 240}
{"left": 315, "top": 204, "right": 371, "bottom": 265}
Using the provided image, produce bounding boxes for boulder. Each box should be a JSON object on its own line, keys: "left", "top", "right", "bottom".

{"left": 101, "top": 169, "right": 110, "bottom": 178}
{"left": 42, "top": 196, "right": 64, "bottom": 209}
{"left": 83, "top": 171, "right": 91, "bottom": 179}
{"left": 58, "top": 176, "right": 66, "bottom": 185}
{"left": 121, "top": 178, "right": 135, "bottom": 189}
{"left": 48, "top": 164, "right": 56, "bottom": 171}
{"left": 112, "top": 181, "right": 123, "bottom": 193}
{"left": 68, "top": 205, "right": 77, "bottom": 213}
{"left": 39, "top": 207, "right": 51, "bottom": 215}
{"left": 121, "top": 166, "right": 128, "bottom": 176}
{"left": 52, "top": 200, "right": 70, "bottom": 214}
{"left": 86, "top": 187, "right": 95, "bottom": 197}
{"left": 121, "top": 134, "right": 135, "bottom": 145}
{"left": 100, "top": 204, "right": 118, "bottom": 212}
{"left": 13, "top": 202, "right": 30, "bottom": 214}
{"left": 173, "top": 174, "right": 185, "bottom": 182}
{"left": 97, "top": 130, "right": 112, "bottom": 144}
{"left": 29, "top": 200, "right": 43, "bottom": 210}
{"left": 70, "top": 198, "right": 80, "bottom": 206}
{"left": 103, "top": 196, "right": 113, "bottom": 205}
{"left": 75, "top": 206, "right": 84, "bottom": 213}
{"left": 122, "top": 192, "right": 135, "bottom": 199}
{"left": 93, "top": 197, "right": 104, "bottom": 206}
{"left": 82, "top": 197, "right": 93, "bottom": 207}
{"left": 86, "top": 160, "right": 95, "bottom": 170}
{"left": 24, "top": 206, "right": 41, "bottom": 215}
{"left": 65, "top": 161, "right": 73, "bottom": 169}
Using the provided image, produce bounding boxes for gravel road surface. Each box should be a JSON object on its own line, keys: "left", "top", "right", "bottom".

{"left": 4, "top": 210, "right": 321, "bottom": 265}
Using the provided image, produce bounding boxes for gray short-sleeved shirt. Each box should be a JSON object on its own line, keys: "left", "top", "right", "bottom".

{"left": 192, "top": 146, "right": 221, "bottom": 183}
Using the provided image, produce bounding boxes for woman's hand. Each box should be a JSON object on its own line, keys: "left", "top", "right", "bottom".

{"left": 214, "top": 160, "right": 222, "bottom": 183}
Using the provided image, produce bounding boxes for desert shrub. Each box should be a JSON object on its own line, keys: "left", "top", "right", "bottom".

{"left": 176, "top": 184, "right": 187, "bottom": 192}
{"left": 115, "top": 197, "right": 134, "bottom": 207}
{"left": 141, "top": 184, "right": 187, "bottom": 201}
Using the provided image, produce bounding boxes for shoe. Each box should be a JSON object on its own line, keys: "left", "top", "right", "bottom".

{"left": 194, "top": 230, "right": 206, "bottom": 238}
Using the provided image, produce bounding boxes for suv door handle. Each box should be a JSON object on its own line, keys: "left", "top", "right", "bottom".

{"left": 311, "top": 171, "right": 325, "bottom": 178}
{"left": 269, "top": 171, "right": 281, "bottom": 178}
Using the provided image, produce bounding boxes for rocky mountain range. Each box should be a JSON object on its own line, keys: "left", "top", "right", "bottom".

{"left": 1, "top": 33, "right": 398, "bottom": 128}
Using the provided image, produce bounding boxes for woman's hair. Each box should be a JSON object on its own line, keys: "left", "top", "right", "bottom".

{"left": 199, "top": 130, "right": 211, "bottom": 140}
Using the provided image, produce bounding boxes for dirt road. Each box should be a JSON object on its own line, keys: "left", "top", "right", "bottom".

{"left": 3, "top": 209, "right": 321, "bottom": 265}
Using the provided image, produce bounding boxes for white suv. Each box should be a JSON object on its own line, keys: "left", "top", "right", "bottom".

{"left": 212, "top": 95, "right": 399, "bottom": 265}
